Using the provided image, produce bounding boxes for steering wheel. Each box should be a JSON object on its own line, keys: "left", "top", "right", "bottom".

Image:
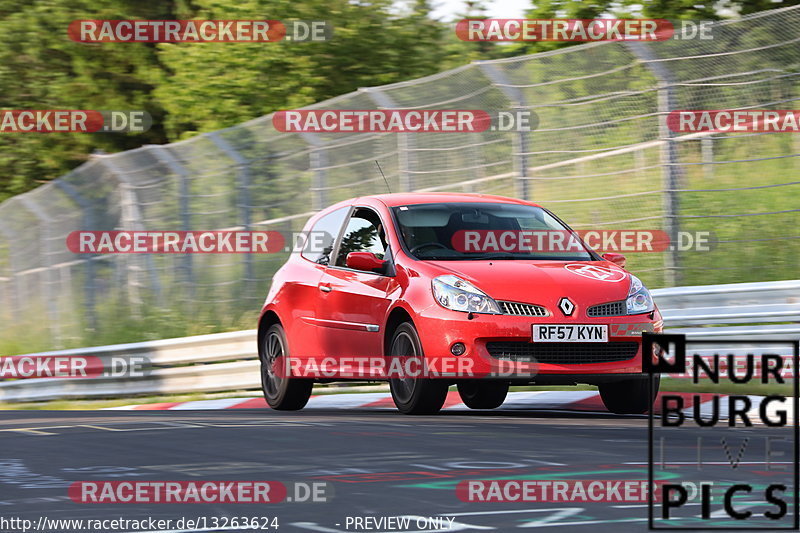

{"left": 410, "top": 242, "right": 449, "bottom": 254}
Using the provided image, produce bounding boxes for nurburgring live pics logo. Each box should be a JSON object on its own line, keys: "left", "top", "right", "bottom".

{"left": 644, "top": 332, "right": 799, "bottom": 528}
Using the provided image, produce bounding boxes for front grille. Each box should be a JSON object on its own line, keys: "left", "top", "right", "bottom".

{"left": 499, "top": 301, "right": 548, "bottom": 317}
{"left": 486, "top": 341, "right": 638, "bottom": 364}
{"left": 587, "top": 301, "right": 626, "bottom": 317}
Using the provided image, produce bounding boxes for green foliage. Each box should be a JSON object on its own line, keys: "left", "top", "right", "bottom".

{"left": 0, "top": 0, "right": 795, "bottom": 197}
{"left": 0, "top": 0, "right": 465, "bottom": 195}
{"left": 0, "top": 0, "right": 172, "bottom": 201}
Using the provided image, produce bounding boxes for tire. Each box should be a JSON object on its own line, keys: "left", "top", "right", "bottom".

{"left": 457, "top": 380, "right": 509, "bottom": 409}
{"left": 260, "top": 323, "right": 313, "bottom": 410}
{"left": 388, "top": 322, "right": 449, "bottom": 415}
{"left": 599, "top": 375, "right": 660, "bottom": 414}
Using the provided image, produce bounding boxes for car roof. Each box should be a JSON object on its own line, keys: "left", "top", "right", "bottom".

{"left": 356, "top": 193, "right": 542, "bottom": 208}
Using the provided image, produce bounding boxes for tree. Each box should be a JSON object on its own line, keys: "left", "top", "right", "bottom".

{"left": 154, "top": 0, "right": 453, "bottom": 139}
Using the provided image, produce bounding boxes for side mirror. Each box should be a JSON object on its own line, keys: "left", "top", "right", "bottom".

{"left": 602, "top": 252, "right": 626, "bottom": 269}
{"left": 346, "top": 252, "right": 387, "bottom": 273}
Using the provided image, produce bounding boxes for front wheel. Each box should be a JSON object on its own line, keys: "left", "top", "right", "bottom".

{"left": 388, "top": 322, "right": 449, "bottom": 415}
{"left": 260, "top": 323, "right": 313, "bottom": 410}
{"left": 599, "top": 375, "right": 660, "bottom": 414}
{"left": 457, "top": 380, "right": 509, "bottom": 409}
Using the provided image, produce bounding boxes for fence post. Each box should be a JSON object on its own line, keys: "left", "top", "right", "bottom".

{"left": 0, "top": 224, "right": 20, "bottom": 332}
{"left": 626, "top": 42, "right": 681, "bottom": 287}
{"left": 478, "top": 61, "right": 530, "bottom": 200}
{"left": 206, "top": 132, "right": 254, "bottom": 293}
{"left": 18, "top": 196, "right": 61, "bottom": 347}
{"left": 95, "top": 155, "right": 168, "bottom": 316}
{"left": 148, "top": 146, "right": 194, "bottom": 300}
{"left": 54, "top": 179, "right": 97, "bottom": 332}
{"left": 300, "top": 133, "right": 328, "bottom": 210}
{"left": 701, "top": 137, "right": 714, "bottom": 180}
{"left": 362, "top": 87, "right": 414, "bottom": 191}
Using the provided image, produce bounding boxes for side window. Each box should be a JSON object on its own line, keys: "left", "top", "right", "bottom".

{"left": 335, "top": 210, "right": 387, "bottom": 267}
{"left": 301, "top": 207, "right": 349, "bottom": 265}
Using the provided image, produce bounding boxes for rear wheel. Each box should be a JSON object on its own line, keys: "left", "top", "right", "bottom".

{"left": 457, "top": 380, "right": 509, "bottom": 409}
{"left": 260, "top": 323, "right": 313, "bottom": 410}
{"left": 388, "top": 322, "right": 449, "bottom": 415}
{"left": 599, "top": 375, "right": 660, "bottom": 414}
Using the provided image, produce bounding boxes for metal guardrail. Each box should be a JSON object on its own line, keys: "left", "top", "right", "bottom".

{"left": 0, "top": 330, "right": 259, "bottom": 402}
{"left": 1, "top": 280, "right": 798, "bottom": 402}
{"left": 652, "top": 279, "right": 800, "bottom": 326}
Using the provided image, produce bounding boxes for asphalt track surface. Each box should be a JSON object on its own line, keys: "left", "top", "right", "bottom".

{"left": 0, "top": 408, "right": 795, "bottom": 532}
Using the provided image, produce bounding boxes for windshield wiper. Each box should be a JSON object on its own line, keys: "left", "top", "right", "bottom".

{"left": 417, "top": 255, "right": 460, "bottom": 261}
{"left": 474, "top": 252, "right": 518, "bottom": 260}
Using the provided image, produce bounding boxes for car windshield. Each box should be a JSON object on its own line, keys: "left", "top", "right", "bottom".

{"left": 392, "top": 202, "right": 594, "bottom": 261}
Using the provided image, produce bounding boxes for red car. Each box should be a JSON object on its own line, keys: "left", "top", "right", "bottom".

{"left": 257, "top": 193, "right": 662, "bottom": 414}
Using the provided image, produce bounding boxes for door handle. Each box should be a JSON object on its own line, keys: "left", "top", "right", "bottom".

{"left": 319, "top": 284, "right": 332, "bottom": 293}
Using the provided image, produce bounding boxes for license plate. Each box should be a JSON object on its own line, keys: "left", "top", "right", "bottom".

{"left": 532, "top": 324, "right": 608, "bottom": 342}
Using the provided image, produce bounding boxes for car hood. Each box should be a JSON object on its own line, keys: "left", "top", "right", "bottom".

{"left": 425, "top": 259, "right": 631, "bottom": 307}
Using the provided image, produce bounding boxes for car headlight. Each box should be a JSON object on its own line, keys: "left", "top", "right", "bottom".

{"left": 626, "top": 274, "right": 654, "bottom": 314}
{"left": 431, "top": 275, "right": 501, "bottom": 314}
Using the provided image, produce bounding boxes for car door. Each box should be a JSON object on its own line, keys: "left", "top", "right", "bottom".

{"left": 284, "top": 206, "right": 350, "bottom": 362}
{"left": 315, "top": 207, "right": 394, "bottom": 368}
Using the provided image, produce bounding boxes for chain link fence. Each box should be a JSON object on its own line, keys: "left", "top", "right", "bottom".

{"left": 1, "top": 6, "right": 799, "bottom": 350}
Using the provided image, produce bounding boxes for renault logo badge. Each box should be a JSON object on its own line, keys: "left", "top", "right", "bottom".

{"left": 558, "top": 297, "right": 575, "bottom": 316}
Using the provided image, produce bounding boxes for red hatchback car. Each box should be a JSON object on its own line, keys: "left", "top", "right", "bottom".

{"left": 257, "top": 193, "right": 663, "bottom": 414}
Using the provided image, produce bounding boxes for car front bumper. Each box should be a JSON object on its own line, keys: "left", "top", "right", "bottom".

{"left": 412, "top": 304, "right": 663, "bottom": 381}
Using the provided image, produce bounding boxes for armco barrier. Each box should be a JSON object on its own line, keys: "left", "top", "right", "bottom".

{"left": 1, "top": 279, "right": 798, "bottom": 402}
